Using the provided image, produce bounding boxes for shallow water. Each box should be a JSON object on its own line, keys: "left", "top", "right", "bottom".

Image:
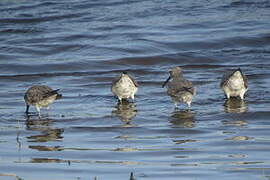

{"left": 1, "top": 0, "right": 270, "bottom": 179}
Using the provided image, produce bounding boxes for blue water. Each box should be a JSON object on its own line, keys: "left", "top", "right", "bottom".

{"left": 0, "top": 0, "right": 270, "bottom": 179}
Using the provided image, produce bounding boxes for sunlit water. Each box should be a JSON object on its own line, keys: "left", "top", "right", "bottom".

{"left": 1, "top": 0, "right": 270, "bottom": 179}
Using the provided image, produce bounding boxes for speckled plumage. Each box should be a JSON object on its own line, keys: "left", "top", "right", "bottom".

{"left": 111, "top": 72, "right": 138, "bottom": 102}
{"left": 163, "top": 67, "right": 195, "bottom": 109}
{"left": 220, "top": 68, "right": 248, "bottom": 99}
{"left": 24, "top": 85, "right": 62, "bottom": 115}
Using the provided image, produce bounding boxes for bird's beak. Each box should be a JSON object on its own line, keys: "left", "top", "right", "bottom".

{"left": 162, "top": 76, "right": 171, "bottom": 88}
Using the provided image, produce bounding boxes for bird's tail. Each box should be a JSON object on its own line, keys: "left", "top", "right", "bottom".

{"left": 45, "top": 89, "right": 62, "bottom": 99}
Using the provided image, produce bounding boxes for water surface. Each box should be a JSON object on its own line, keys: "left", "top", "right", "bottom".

{"left": 1, "top": 0, "right": 270, "bottom": 179}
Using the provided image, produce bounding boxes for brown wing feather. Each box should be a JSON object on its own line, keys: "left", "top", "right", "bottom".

{"left": 220, "top": 69, "right": 248, "bottom": 88}
{"left": 127, "top": 74, "right": 138, "bottom": 87}
{"left": 24, "top": 85, "right": 56, "bottom": 104}
{"left": 43, "top": 89, "right": 60, "bottom": 98}
{"left": 168, "top": 79, "right": 195, "bottom": 97}
{"left": 241, "top": 71, "right": 248, "bottom": 89}
{"left": 220, "top": 70, "right": 234, "bottom": 87}
{"left": 112, "top": 75, "right": 122, "bottom": 87}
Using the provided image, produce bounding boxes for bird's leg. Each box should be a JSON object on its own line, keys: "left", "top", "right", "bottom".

{"left": 118, "top": 97, "right": 123, "bottom": 104}
{"left": 239, "top": 91, "right": 245, "bottom": 100}
{"left": 131, "top": 94, "right": 135, "bottom": 103}
{"left": 35, "top": 105, "right": 41, "bottom": 117}
{"left": 187, "top": 102, "right": 191, "bottom": 109}
{"left": 174, "top": 102, "right": 179, "bottom": 110}
{"left": 25, "top": 105, "right": 30, "bottom": 114}
{"left": 240, "top": 94, "right": 244, "bottom": 100}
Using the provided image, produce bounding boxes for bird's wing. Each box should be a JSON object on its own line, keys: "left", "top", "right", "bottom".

{"left": 127, "top": 74, "right": 138, "bottom": 87}
{"left": 168, "top": 79, "right": 195, "bottom": 96}
{"left": 240, "top": 71, "right": 248, "bottom": 88}
{"left": 25, "top": 85, "right": 52, "bottom": 104}
{"left": 221, "top": 69, "right": 248, "bottom": 88}
{"left": 43, "top": 89, "right": 61, "bottom": 99}
{"left": 112, "top": 75, "right": 122, "bottom": 87}
{"left": 220, "top": 70, "right": 234, "bottom": 87}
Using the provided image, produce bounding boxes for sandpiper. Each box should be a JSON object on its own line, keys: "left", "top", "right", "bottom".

{"left": 162, "top": 66, "right": 196, "bottom": 109}
{"left": 220, "top": 68, "right": 248, "bottom": 99}
{"left": 111, "top": 72, "right": 138, "bottom": 103}
{"left": 24, "top": 85, "right": 62, "bottom": 115}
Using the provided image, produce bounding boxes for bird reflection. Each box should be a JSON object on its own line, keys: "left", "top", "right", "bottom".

{"left": 112, "top": 100, "right": 137, "bottom": 125}
{"left": 224, "top": 98, "right": 248, "bottom": 113}
{"left": 170, "top": 110, "right": 195, "bottom": 128}
{"left": 25, "top": 115, "right": 64, "bottom": 151}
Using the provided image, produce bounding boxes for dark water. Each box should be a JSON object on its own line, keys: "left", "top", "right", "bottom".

{"left": 1, "top": 0, "right": 270, "bottom": 179}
